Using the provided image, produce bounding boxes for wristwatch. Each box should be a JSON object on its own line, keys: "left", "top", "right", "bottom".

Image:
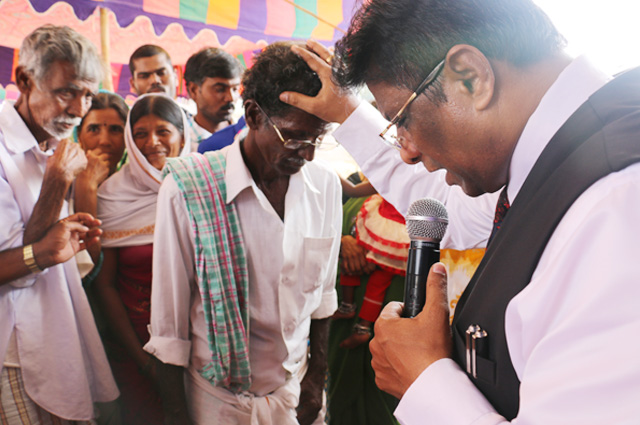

{"left": 23, "top": 244, "right": 43, "bottom": 274}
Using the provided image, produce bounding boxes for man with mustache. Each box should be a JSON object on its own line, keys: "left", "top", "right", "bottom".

{"left": 0, "top": 25, "right": 118, "bottom": 423}
{"left": 144, "top": 42, "right": 340, "bottom": 425}
{"left": 184, "top": 47, "right": 244, "bottom": 147}
{"left": 129, "top": 44, "right": 178, "bottom": 99}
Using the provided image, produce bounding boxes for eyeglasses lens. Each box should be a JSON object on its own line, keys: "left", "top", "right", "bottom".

{"left": 380, "top": 126, "right": 402, "bottom": 150}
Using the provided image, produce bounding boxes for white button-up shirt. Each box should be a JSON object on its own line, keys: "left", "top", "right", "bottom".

{"left": 335, "top": 57, "right": 640, "bottom": 424}
{"left": 0, "top": 101, "right": 118, "bottom": 420}
{"left": 144, "top": 139, "right": 340, "bottom": 398}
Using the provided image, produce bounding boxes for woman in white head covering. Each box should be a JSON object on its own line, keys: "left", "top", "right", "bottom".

{"left": 94, "top": 94, "right": 191, "bottom": 425}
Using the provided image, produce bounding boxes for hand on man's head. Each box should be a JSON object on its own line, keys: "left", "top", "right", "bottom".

{"left": 279, "top": 40, "right": 361, "bottom": 124}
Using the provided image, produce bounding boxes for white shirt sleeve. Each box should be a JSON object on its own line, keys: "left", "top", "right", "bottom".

{"left": 143, "top": 176, "right": 195, "bottom": 367}
{"left": 333, "top": 102, "right": 497, "bottom": 250}
{"left": 395, "top": 163, "right": 640, "bottom": 425}
{"left": 396, "top": 359, "right": 504, "bottom": 425}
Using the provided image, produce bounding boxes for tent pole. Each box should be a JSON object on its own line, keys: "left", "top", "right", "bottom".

{"left": 100, "top": 7, "right": 114, "bottom": 91}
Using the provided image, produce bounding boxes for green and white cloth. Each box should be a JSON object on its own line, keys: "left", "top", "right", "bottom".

{"left": 164, "top": 151, "right": 251, "bottom": 392}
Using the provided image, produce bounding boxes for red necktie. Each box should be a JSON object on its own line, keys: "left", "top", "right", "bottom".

{"left": 487, "top": 187, "right": 510, "bottom": 246}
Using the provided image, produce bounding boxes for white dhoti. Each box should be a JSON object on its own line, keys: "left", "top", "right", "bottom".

{"left": 185, "top": 363, "right": 326, "bottom": 425}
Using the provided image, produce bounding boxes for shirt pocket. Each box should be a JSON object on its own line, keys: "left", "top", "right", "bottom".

{"left": 301, "top": 236, "right": 334, "bottom": 293}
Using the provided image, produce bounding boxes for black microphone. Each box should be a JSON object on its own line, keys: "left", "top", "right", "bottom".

{"left": 402, "top": 198, "right": 449, "bottom": 318}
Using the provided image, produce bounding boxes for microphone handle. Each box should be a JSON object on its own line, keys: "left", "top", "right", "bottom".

{"left": 402, "top": 240, "right": 441, "bottom": 318}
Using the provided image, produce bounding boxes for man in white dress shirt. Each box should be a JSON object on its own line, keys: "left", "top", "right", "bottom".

{"left": 279, "top": 0, "right": 640, "bottom": 423}
{"left": 0, "top": 25, "right": 118, "bottom": 423}
{"left": 145, "top": 42, "right": 341, "bottom": 425}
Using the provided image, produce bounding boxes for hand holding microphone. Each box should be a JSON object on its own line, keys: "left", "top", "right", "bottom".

{"left": 402, "top": 198, "right": 448, "bottom": 318}
{"left": 369, "top": 198, "right": 451, "bottom": 398}
{"left": 371, "top": 260, "right": 452, "bottom": 398}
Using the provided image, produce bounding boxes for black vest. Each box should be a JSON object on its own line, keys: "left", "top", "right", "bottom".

{"left": 451, "top": 67, "right": 640, "bottom": 420}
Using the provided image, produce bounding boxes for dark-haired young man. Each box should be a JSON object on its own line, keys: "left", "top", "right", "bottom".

{"left": 145, "top": 42, "right": 340, "bottom": 425}
{"left": 184, "top": 47, "right": 244, "bottom": 145}
{"left": 280, "top": 0, "right": 640, "bottom": 423}
{"left": 129, "top": 44, "right": 177, "bottom": 98}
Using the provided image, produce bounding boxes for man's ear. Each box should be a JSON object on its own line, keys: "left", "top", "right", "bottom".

{"left": 129, "top": 76, "right": 137, "bottom": 94}
{"left": 15, "top": 66, "right": 32, "bottom": 94}
{"left": 171, "top": 66, "right": 178, "bottom": 87}
{"left": 244, "top": 100, "right": 262, "bottom": 130}
{"left": 444, "top": 45, "right": 495, "bottom": 111}
{"left": 186, "top": 81, "right": 198, "bottom": 100}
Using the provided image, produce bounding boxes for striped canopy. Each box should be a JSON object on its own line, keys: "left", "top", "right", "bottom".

{"left": 0, "top": 0, "right": 359, "bottom": 100}
{"left": 29, "top": 0, "right": 357, "bottom": 43}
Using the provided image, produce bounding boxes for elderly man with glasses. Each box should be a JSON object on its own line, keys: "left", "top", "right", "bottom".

{"left": 144, "top": 41, "right": 341, "bottom": 425}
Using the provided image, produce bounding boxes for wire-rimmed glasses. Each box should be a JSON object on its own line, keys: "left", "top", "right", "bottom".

{"left": 379, "top": 59, "right": 445, "bottom": 150}
{"left": 255, "top": 102, "right": 337, "bottom": 150}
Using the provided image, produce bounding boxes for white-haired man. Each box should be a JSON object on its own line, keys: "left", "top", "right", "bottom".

{"left": 0, "top": 25, "right": 118, "bottom": 423}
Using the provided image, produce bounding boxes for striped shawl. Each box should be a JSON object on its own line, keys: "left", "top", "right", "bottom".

{"left": 163, "top": 151, "right": 251, "bottom": 392}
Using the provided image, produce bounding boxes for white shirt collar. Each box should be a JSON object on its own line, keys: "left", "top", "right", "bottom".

{"left": 225, "top": 138, "right": 256, "bottom": 204}
{"left": 507, "top": 55, "right": 611, "bottom": 204}
{"left": 224, "top": 138, "right": 321, "bottom": 205}
{"left": 0, "top": 101, "right": 40, "bottom": 154}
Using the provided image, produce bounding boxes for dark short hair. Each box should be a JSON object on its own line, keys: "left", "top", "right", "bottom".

{"left": 80, "top": 92, "right": 129, "bottom": 132}
{"left": 129, "top": 95, "right": 184, "bottom": 135}
{"left": 334, "top": 0, "right": 566, "bottom": 94}
{"left": 184, "top": 47, "right": 243, "bottom": 86}
{"left": 129, "top": 44, "right": 172, "bottom": 74}
{"left": 242, "top": 41, "right": 322, "bottom": 118}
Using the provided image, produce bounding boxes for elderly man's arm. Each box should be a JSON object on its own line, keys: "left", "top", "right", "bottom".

{"left": 297, "top": 317, "right": 330, "bottom": 425}
{"left": 297, "top": 171, "right": 342, "bottom": 424}
{"left": 153, "top": 361, "right": 191, "bottom": 425}
{"left": 0, "top": 212, "right": 101, "bottom": 285}
{"left": 24, "top": 139, "right": 87, "bottom": 244}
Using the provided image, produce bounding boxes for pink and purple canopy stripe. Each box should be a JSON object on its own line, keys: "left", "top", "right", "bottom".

{"left": 28, "top": 0, "right": 357, "bottom": 43}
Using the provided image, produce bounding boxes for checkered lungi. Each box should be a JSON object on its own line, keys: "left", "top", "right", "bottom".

{"left": 0, "top": 367, "right": 94, "bottom": 425}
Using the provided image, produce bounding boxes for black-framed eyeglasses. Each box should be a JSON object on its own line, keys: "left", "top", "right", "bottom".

{"left": 379, "top": 59, "right": 445, "bottom": 150}
{"left": 255, "top": 102, "right": 336, "bottom": 150}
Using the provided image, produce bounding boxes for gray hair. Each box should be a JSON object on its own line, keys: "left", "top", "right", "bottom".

{"left": 19, "top": 25, "right": 104, "bottom": 86}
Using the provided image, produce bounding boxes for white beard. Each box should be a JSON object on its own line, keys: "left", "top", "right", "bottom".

{"left": 43, "top": 117, "right": 81, "bottom": 140}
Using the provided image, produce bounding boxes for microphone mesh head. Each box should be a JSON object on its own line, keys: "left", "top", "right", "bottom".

{"left": 406, "top": 198, "right": 448, "bottom": 241}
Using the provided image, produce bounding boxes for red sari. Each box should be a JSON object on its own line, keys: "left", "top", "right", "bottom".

{"left": 104, "top": 243, "right": 163, "bottom": 425}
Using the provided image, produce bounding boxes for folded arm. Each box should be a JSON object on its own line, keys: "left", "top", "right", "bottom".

{"left": 24, "top": 139, "right": 87, "bottom": 244}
